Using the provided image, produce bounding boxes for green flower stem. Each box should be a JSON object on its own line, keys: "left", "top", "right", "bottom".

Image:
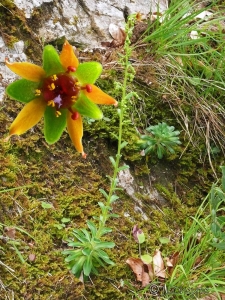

{"left": 96, "top": 15, "right": 136, "bottom": 238}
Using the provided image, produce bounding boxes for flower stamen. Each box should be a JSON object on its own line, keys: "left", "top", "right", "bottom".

{"left": 47, "top": 100, "right": 55, "bottom": 107}
{"left": 35, "top": 89, "right": 41, "bottom": 96}
{"left": 51, "top": 74, "right": 58, "bottom": 81}
{"left": 48, "top": 83, "right": 55, "bottom": 91}
{"left": 55, "top": 111, "right": 61, "bottom": 117}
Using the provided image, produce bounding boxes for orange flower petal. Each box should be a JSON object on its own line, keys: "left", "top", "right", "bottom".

{"left": 67, "top": 111, "right": 85, "bottom": 156}
{"left": 60, "top": 40, "right": 79, "bottom": 70}
{"left": 5, "top": 60, "right": 46, "bottom": 82}
{"left": 9, "top": 98, "right": 46, "bottom": 136}
{"left": 83, "top": 84, "right": 118, "bottom": 106}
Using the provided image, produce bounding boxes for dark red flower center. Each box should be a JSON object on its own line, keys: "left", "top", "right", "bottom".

{"left": 35, "top": 68, "right": 93, "bottom": 119}
{"left": 42, "top": 73, "right": 80, "bottom": 110}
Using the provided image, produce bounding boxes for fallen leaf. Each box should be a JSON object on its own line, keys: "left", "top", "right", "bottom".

{"left": 109, "top": 24, "right": 126, "bottom": 42}
{"left": 141, "top": 264, "right": 150, "bottom": 287}
{"left": 190, "top": 30, "right": 199, "bottom": 40}
{"left": 102, "top": 24, "right": 126, "bottom": 48}
{"left": 4, "top": 227, "right": 16, "bottom": 239}
{"left": 126, "top": 257, "right": 143, "bottom": 281}
{"left": 194, "top": 11, "right": 213, "bottom": 20}
{"left": 147, "top": 263, "right": 154, "bottom": 281}
{"left": 153, "top": 249, "right": 166, "bottom": 278}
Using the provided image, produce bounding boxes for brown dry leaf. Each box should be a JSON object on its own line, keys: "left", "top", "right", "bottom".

{"left": 141, "top": 264, "right": 150, "bottom": 287}
{"left": 165, "top": 257, "right": 173, "bottom": 267}
{"left": 126, "top": 257, "right": 144, "bottom": 282}
{"left": 166, "top": 251, "right": 179, "bottom": 275}
{"left": 4, "top": 227, "right": 16, "bottom": 239}
{"left": 109, "top": 24, "right": 126, "bottom": 42}
{"left": 102, "top": 23, "right": 126, "bottom": 48}
{"left": 153, "top": 249, "right": 166, "bottom": 279}
{"left": 147, "top": 263, "right": 154, "bottom": 281}
{"left": 200, "top": 294, "right": 221, "bottom": 300}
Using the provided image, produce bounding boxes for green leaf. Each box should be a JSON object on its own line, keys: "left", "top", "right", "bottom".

{"left": 95, "top": 241, "right": 115, "bottom": 249}
{"left": 137, "top": 231, "right": 145, "bottom": 244}
{"left": 54, "top": 224, "right": 65, "bottom": 229}
{"left": 109, "top": 213, "right": 119, "bottom": 218}
{"left": 82, "top": 247, "right": 92, "bottom": 256}
{"left": 71, "top": 256, "right": 86, "bottom": 277}
{"left": 120, "top": 141, "right": 128, "bottom": 149}
{"left": 61, "top": 217, "right": 71, "bottom": 223}
{"left": 83, "top": 255, "right": 93, "bottom": 276}
{"left": 220, "top": 166, "right": 225, "bottom": 192}
{"left": 64, "top": 250, "right": 83, "bottom": 262}
{"left": 42, "top": 45, "right": 65, "bottom": 76}
{"left": 99, "top": 188, "right": 109, "bottom": 200}
{"left": 109, "top": 156, "right": 116, "bottom": 167}
{"left": 6, "top": 79, "right": 40, "bottom": 103}
{"left": 100, "top": 227, "right": 112, "bottom": 235}
{"left": 75, "top": 62, "right": 102, "bottom": 84}
{"left": 211, "top": 242, "right": 225, "bottom": 250}
{"left": 67, "top": 241, "right": 83, "bottom": 247}
{"left": 109, "top": 194, "right": 119, "bottom": 203}
{"left": 159, "top": 237, "right": 170, "bottom": 244}
{"left": 74, "top": 93, "right": 103, "bottom": 119}
{"left": 118, "top": 165, "right": 129, "bottom": 172}
{"left": 73, "top": 231, "right": 89, "bottom": 243}
{"left": 44, "top": 106, "right": 67, "bottom": 144}
{"left": 80, "top": 229, "right": 91, "bottom": 241}
{"left": 141, "top": 254, "right": 153, "bottom": 264}
{"left": 87, "top": 220, "right": 97, "bottom": 236}
{"left": 41, "top": 201, "right": 53, "bottom": 209}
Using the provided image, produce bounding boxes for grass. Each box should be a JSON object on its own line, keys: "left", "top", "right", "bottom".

{"left": 1, "top": 0, "right": 225, "bottom": 299}
{"left": 124, "top": 168, "right": 225, "bottom": 299}
{"left": 122, "top": 0, "right": 225, "bottom": 297}
{"left": 135, "top": 0, "right": 225, "bottom": 166}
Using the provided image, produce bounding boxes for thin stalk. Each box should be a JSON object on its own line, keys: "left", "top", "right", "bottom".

{"left": 96, "top": 16, "right": 135, "bottom": 236}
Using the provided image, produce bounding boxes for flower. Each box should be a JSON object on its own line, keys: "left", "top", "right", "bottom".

{"left": 5, "top": 40, "right": 117, "bottom": 158}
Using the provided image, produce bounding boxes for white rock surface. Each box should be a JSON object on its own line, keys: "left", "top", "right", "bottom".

{"left": 0, "top": 0, "right": 168, "bottom": 100}
{"left": 0, "top": 38, "right": 27, "bottom": 101}
{"left": 15, "top": 0, "right": 168, "bottom": 48}
{"left": 14, "top": 0, "right": 52, "bottom": 18}
{"left": 118, "top": 168, "right": 167, "bottom": 220}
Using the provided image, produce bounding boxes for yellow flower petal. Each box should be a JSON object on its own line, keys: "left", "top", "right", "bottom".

{"left": 67, "top": 111, "right": 86, "bottom": 156}
{"left": 60, "top": 40, "right": 79, "bottom": 70}
{"left": 83, "top": 84, "right": 118, "bottom": 106}
{"left": 5, "top": 60, "right": 46, "bottom": 82}
{"left": 10, "top": 98, "right": 46, "bottom": 136}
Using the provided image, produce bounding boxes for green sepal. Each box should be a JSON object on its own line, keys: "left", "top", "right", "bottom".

{"left": 75, "top": 62, "right": 102, "bottom": 84}
{"left": 6, "top": 79, "right": 40, "bottom": 103}
{"left": 42, "top": 45, "right": 65, "bottom": 77}
{"left": 44, "top": 106, "right": 67, "bottom": 144}
{"left": 74, "top": 93, "right": 103, "bottom": 120}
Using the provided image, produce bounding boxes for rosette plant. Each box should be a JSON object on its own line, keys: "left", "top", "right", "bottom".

{"left": 5, "top": 40, "right": 117, "bottom": 157}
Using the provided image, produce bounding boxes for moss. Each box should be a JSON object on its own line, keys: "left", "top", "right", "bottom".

{"left": 1, "top": 17, "right": 224, "bottom": 298}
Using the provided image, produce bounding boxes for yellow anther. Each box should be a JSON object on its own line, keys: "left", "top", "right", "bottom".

{"left": 47, "top": 100, "right": 55, "bottom": 107}
{"left": 71, "top": 96, "right": 77, "bottom": 102}
{"left": 35, "top": 89, "right": 41, "bottom": 96}
{"left": 48, "top": 83, "right": 55, "bottom": 91}
{"left": 55, "top": 111, "right": 61, "bottom": 117}
{"left": 51, "top": 74, "right": 58, "bottom": 81}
